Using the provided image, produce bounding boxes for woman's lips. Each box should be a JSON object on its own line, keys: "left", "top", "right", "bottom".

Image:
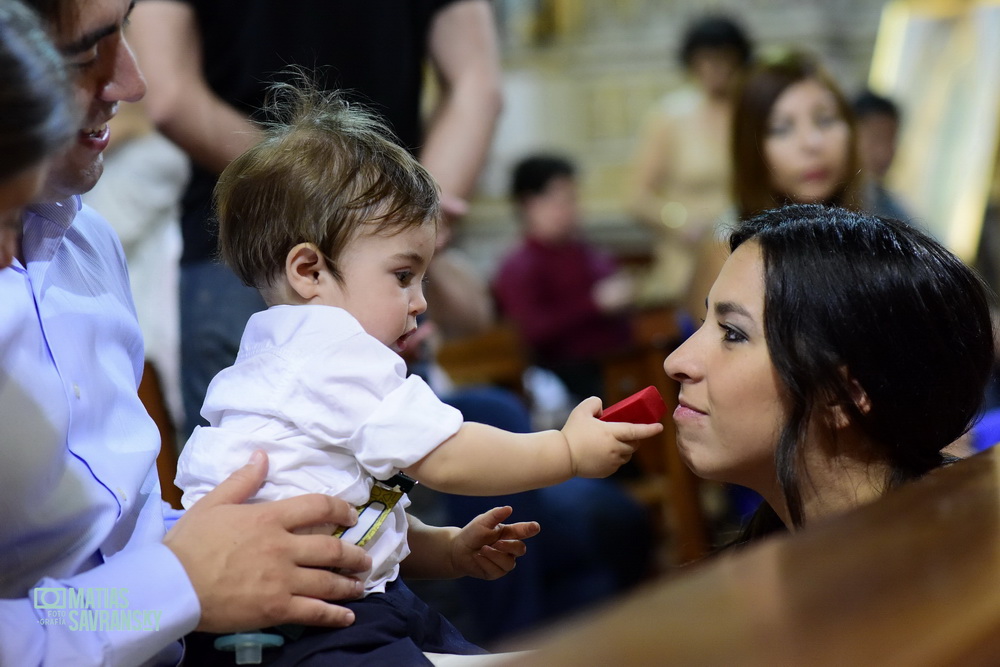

{"left": 673, "top": 400, "right": 706, "bottom": 422}
{"left": 802, "top": 168, "right": 831, "bottom": 182}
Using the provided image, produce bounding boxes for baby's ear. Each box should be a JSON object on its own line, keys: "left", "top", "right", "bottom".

{"left": 285, "top": 243, "right": 328, "bottom": 300}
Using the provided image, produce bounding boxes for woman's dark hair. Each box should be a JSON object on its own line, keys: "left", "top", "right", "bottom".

{"left": 510, "top": 154, "right": 576, "bottom": 202}
{"left": 0, "top": 0, "right": 75, "bottom": 180}
{"left": 731, "top": 50, "right": 862, "bottom": 218}
{"left": 732, "top": 204, "right": 995, "bottom": 539}
{"left": 679, "top": 15, "right": 752, "bottom": 69}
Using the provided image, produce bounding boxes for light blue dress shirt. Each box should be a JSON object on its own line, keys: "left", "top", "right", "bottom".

{"left": 0, "top": 198, "right": 199, "bottom": 666}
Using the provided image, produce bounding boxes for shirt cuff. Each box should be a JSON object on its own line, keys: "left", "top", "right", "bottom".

{"left": 161, "top": 501, "right": 185, "bottom": 531}
{"left": 69, "top": 542, "right": 200, "bottom": 666}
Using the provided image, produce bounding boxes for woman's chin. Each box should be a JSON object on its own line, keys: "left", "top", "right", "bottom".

{"left": 675, "top": 440, "right": 709, "bottom": 478}
{"left": 788, "top": 183, "right": 840, "bottom": 205}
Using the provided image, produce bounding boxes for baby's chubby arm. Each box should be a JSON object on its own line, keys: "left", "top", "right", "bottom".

{"left": 400, "top": 507, "right": 540, "bottom": 580}
{"left": 404, "top": 397, "right": 662, "bottom": 495}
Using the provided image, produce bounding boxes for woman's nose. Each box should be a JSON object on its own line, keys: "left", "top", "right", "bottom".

{"left": 664, "top": 335, "right": 698, "bottom": 383}
{"left": 799, "top": 124, "right": 825, "bottom": 152}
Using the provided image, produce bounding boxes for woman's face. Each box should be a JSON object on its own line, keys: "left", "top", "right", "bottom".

{"left": 664, "top": 241, "right": 787, "bottom": 493}
{"left": 0, "top": 163, "right": 47, "bottom": 269}
{"left": 764, "top": 78, "right": 850, "bottom": 204}
{"left": 689, "top": 47, "right": 743, "bottom": 99}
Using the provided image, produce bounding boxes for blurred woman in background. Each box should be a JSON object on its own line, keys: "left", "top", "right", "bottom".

{"left": 628, "top": 14, "right": 753, "bottom": 307}
{"left": 685, "top": 50, "right": 863, "bottom": 319}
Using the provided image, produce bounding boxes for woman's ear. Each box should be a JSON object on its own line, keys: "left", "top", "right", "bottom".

{"left": 826, "top": 374, "right": 872, "bottom": 429}
{"left": 285, "top": 243, "right": 330, "bottom": 301}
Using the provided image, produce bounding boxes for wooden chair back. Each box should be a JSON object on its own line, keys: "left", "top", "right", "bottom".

{"left": 436, "top": 323, "right": 529, "bottom": 393}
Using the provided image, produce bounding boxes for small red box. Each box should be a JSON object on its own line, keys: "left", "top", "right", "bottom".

{"left": 599, "top": 386, "right": 667, "bottom": 424}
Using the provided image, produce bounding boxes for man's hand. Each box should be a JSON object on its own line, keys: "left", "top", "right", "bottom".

{"left": 163, "top": 450, "right": 372, "bottom": 633}
{"left": 450, "top": 506, "right": 540, "bottom": 581}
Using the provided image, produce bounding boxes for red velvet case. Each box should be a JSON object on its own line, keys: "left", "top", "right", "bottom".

{"left": 599, "top": 386, "right": 667, "bottom": 424}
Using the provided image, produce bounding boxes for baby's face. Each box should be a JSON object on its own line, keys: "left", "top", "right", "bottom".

{"left": 316, "top": 221, "right": 436, "bottom": 354}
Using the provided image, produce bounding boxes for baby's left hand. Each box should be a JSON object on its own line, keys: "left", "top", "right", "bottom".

{"left": 451, "top": 506, "right": 540, "bottom": 581}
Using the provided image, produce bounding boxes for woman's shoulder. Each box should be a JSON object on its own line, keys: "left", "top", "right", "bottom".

{"left": 657, "top": 86, "right": 703, "bottom": 118}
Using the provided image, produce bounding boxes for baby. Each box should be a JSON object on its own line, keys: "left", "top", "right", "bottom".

{"left": 175, "top": 81, "right": 661, "bottom": 660}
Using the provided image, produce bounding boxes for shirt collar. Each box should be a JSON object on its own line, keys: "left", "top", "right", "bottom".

{"left": 26, "top": 195, "right": 82, "bottom": 230}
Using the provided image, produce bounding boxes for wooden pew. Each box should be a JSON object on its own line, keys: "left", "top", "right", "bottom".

{"left": 501, "top": 447, "right": 1000, "bottom": 665}
{"left": 435, "top": 323, "right": 528, "bottom": 395}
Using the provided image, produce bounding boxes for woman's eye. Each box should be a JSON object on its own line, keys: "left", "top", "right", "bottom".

{"left": 767, "top": 123, "right": 791, "bottom": 137}
{"left": 815, "top": 113, "right": 840, "bottom": 128}
{"left": 719, "top": 324, "right": 747, "bottom": 344}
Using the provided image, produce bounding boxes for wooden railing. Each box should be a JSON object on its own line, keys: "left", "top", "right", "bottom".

{"left": 501, "top": 447, "right": 1000, "bottom": 665}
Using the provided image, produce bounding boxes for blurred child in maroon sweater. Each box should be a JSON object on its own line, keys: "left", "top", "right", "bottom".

{"left": 493, "top": 155, "right": 634, "bottom": 400}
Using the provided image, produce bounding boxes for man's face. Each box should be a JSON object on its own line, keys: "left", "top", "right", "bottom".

{"left": 856, "top": 113, "right": 899, "bottom": 182}
{"left": 40, "top": 0, "right": 145, "bottom": 201}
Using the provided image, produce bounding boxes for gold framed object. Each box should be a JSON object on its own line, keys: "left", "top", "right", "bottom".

{"left": 869, "top": 0, "right": 1000, "bottom": 261}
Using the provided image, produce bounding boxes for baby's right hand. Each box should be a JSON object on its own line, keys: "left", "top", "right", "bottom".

{"left": 560, "top": 397, "right": 663, "bottom": 477}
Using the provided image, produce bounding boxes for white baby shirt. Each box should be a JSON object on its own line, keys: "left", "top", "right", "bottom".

{"left": 176, "top": 305, "right": 464, "bottom": 593}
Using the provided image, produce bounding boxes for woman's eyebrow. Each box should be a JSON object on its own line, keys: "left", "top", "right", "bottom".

{"left": 715, "top": 300, "right": 753, "bottom": 319}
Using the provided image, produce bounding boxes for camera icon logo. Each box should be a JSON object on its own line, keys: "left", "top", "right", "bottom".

{"left": 33, "top": 587, "right": 66, "bottom": 609}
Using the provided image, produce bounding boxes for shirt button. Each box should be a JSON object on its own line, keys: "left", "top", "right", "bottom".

{"left": 116, "top": 487, "right": 127, "bottom": 502}
{"left": 73, "top": 383, "right": 81, "bottom": 399}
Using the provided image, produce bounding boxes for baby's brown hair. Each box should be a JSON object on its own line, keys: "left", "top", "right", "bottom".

{"left": 215, "top": 76, "right": 440, "bottom": 289}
